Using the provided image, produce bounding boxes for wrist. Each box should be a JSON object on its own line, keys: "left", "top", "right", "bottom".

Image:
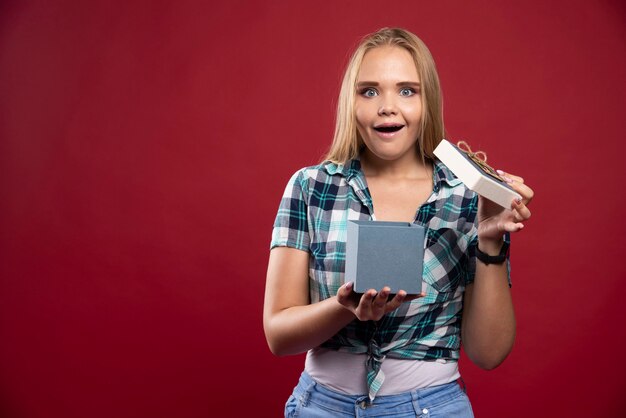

{"left": 334, "top": 293, "right": 357, "bottom": 317}
{"left": 477, "top": 237, "right": 504, "bottom": 255}
{"left": 476, "top": 236, "right": 509, "bottom": 265}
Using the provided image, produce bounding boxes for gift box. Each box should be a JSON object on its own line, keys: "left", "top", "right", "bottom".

{"left": 433, "top": 139, "right": 521, "bottom": 208}
{"left": 345, "top": 220, "right": 425, "bottom": 294}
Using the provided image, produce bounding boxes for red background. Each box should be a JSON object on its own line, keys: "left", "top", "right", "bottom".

{"left": 1, "top": 1, "right": 625, "bottom": 417}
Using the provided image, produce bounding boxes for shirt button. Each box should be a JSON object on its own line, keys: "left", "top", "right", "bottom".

{"left": 422, "top": 408, "right": 429, "bottom": 414}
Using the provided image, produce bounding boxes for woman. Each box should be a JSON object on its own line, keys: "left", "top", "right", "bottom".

{"left": 264, "top": 27, "right": 533, "bottom": 417}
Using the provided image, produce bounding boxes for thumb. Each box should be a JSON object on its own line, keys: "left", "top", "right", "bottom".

{"left": 337, "top": 281, "right": 354, "bottom": 304}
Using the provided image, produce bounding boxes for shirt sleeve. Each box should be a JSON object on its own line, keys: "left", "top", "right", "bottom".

{"left": 270, "top": 170, "right": 311, "bottom": 252}
{"left": 465, "top": 232, "right": 512, "bottom": 287}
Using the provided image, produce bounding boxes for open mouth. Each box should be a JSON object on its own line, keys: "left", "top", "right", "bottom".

{"left": 374, "top": 124, "right": 404, "bottom": 133}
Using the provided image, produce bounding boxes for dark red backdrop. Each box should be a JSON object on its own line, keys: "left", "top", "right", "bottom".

{"left": 1, "top": 1, "right": 625, "bottom": 417}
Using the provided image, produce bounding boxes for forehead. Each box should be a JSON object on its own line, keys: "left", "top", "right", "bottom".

{"left": 357, "top": 46, "right": 420, "bottom": 82}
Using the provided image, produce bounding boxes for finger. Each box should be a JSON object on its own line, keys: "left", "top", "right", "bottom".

{"left": 337, "top": 281, "right": 354, "bottom": 305}
{"left": 384, "top": 298, "right": 402, "bottom": 312}
{"left": 359, "top": 289, "right": 377, "bottom": 311}
{"left": 500, "top": 220, "right": 524, "bottom": 232}
{"left": 510, "top": 182, "right": 534, "bottom": 205}
{"left": 497, "top": 169, "right": 524, "bottom": 184}
{"left": 511, "top": 199, "right": 531, "bottom": 220}
{"left": 384, "top": 290, "right": 406, "bottom": 311}
{"left": 354, "top": 290, "right": 377, "bottom": 320}
{"left": 498, "top": 170, "right": 534, "bottom": 204}
{"left": 373, "top": 287, "right": 390, "bottom": 309}
{"left": 361, "top": 289, "right": 376, "bottom": 304}
{"left": 404, "top": 292, "right": 426, "bottom": 302}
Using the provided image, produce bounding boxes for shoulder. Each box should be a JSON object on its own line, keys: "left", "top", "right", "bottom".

{"left": 287, "top": 163, "right": 328, "bottom": 182}
{"left": 285, "top": 160, "right": 353, "bottom": 191}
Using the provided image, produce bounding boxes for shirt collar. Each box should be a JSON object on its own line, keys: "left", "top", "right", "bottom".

{"left": 323, "top": 158, "right": 371, "bottom": 209}
{"left": 324, "top": 157, "right": 461, "bottom": 189}
{"left": 322, "top": 158, "right": 363, "bottom": 181}
{"left": 432, "top": 159, "right": 462, "bottom": 190}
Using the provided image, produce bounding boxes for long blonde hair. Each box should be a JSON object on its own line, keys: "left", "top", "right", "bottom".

{"left": 323, "top": 28, "right": 444, "bottom": 163}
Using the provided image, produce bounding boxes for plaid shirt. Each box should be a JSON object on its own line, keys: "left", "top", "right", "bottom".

{"left": 271, "top": 158, "right": 510, "bottom": 399}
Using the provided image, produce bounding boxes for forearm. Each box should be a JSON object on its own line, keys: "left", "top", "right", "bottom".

{"left": 462, "top": 238, "right": 516, "bottom": 369}
{"left": 264, "top": 296, "right": 356, "bottom": 356}
{"left": 263, "top": 248, "right": 420, "bottom": 357}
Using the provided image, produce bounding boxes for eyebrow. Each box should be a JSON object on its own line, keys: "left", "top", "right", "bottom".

{"left": 356, "top": 81, "right": 421, "bottom": 88}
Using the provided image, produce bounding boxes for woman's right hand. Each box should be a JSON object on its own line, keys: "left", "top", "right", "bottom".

{"left": 336, "top": 282, "right": 424, "bottom": 321}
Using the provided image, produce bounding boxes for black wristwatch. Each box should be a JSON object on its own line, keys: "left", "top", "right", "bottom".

{"left": 476, "top": 239, "right": 509, "bottom": 265}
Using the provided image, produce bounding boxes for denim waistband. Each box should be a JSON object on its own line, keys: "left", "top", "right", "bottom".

{"left": 292, "top": 371, "right": 466, "bottom": 416}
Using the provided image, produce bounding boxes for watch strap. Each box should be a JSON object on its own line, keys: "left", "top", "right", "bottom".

{"left": 476, "top": 239, "right": 509, "bottom": 265}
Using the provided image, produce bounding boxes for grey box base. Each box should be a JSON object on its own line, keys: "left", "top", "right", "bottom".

{"left": 345, "top": 220, "right": 425, "bottom": 294}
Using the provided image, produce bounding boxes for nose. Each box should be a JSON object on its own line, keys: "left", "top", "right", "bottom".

{"left": 377, "top": 95, "right": 397, "bottom": 116}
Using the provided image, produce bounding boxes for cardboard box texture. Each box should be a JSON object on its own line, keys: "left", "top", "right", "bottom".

{"left": 345, "top": 220, "right": 425, "bottom": 294}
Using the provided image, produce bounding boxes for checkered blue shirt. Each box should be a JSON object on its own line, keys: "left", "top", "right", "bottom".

{"left": 270, "top": 158, "right": 510, "bottom": 400}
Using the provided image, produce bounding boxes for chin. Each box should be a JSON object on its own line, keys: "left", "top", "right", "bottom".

{"left": 366, "top": 146, "right": 415, "bottom": 162}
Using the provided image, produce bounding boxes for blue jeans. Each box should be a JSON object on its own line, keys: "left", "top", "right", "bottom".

{"left": 285, "top": 371, "right": 474, "bottom": 417}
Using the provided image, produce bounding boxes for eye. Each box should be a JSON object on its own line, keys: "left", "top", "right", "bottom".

{"left": 360, "top": 88, "right": 378, "bottom": 98}
{"left": 399, "top": 88, "right": 416, "bottom": 97}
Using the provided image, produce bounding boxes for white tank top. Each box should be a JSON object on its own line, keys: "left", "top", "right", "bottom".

{"left": 305, "top": 347, "right": 460, "bottom": 396}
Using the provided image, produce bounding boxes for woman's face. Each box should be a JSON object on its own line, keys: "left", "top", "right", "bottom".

{"left": 355, "top": 46, "right": 422, "bottom": 163}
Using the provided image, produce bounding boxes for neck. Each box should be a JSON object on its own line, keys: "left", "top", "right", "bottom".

{"left": 360, "top": 148, "right": 431, "bottom": 180}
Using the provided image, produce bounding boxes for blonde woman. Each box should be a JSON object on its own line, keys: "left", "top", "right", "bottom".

{"left": 264, "top": 28, "right": 533, "bottom": 417}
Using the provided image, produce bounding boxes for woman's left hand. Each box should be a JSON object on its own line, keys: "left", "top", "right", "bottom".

{"left": 477, "top": 170, "right": 534, "bottom": 241}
